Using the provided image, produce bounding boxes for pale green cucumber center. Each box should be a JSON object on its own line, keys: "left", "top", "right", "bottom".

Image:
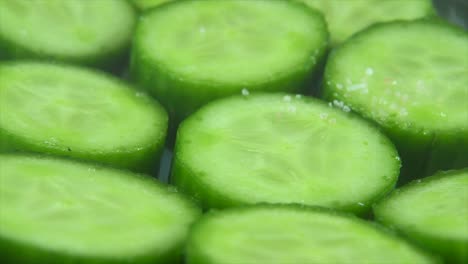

{"left": 179, "top": 95, "right": 399, "bottom": 209}
{"left": 138, "top": 0, "right": 326, "bottom": 84}
{"left": 0, "top": 0, "right": 134, "bottom": 57}
{"left": 299, "top": 0, "right": 433, "bottom": 44}
{"left": 192, "top": 208, "right": 432, "bottom": 263}
{"left": 326, "top": 22, "right": 468, "bottom": 133}
{"left": 0, "top": 155, "right": 198, "bottom": 258}
{"left": 0, "top": 63, "right": 166, "bottom": 153}
{"left": 376, "top": 171, "right": 468, "bottom": 240}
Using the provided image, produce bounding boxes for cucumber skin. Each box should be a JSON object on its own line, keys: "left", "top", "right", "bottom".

{"left": 130, "top": 1, "right": 329, "bottom": 127}
{"left": 171, "top": 94, "right": 400, "bottom": 215}
{"left": 0, "top": 154, "right": 201, "bottom": 264}
{"left": 0, "top": 62, "right": 168, "bottom": 173}
{"left": 186, "top": 204, "right": 440, "bottom": 264}
{"left": 322, "top": 20, "right": 468, "bottom": 181}
{"left": 374, "top": 169, "right": 468, "bottom": 264}
{"left": 0, "top": 128, "right": 164, "bottom": 173}
{"left": 0, "top": 236, "right": 182, "bottom": 264}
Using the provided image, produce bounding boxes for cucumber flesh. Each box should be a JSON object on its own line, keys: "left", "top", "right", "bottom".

{"left": 187, "top": 205, "right": 436, "bottom": 264}
{"left": 0, "top": 0, "right": 135, "bottom": 67}
{"left": 0, "top": 62, "right": 168, "bottom": 171}
{"left": 299, "top": 0, "right": 435, "bottom": 45}
{"left": 0, "top": 154, "right": 200, "bottom": 264}
{"left": 172, "top": 94, "right": 400, "bottom": 214}
{"left": 131, "top": 0, "right": 173, "bottom": 11}
{"left": 132, "top": 0, "right": 328, "bottom": 123}
{"left": 374, "top": 169, "right": 468, "bottom": 263}
{"left": 323, "top": 20, "right": 468, "bottom": 178}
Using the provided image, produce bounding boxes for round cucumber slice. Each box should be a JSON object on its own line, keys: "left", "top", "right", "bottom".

{"left": 0, "top": 0, "right": 135, "bottom": 68}
{"left": 0, "top": 62, "right": 168, "bottom": 171}
{"left": 0, "top": 154, "right": 201, "bottom": 264}
{"left": 172, "top": 93, "right": 400, "bottom": 214}
{"left": 187, "top": 205, "right": 436, "bottom": 264}
{"left": 322, "top": 20, "right": 468, "bottom": 178}
{"left": 131, "top": 0, "right": 173, "bottom": 11}
{"left": 374, "top": 169, "right": 468, "bottom": 263}
{"left": 298, "top": 0, "right": 435, "bottom": 45}
{"left": 131, "top": 0, "right": 328, "bottom": 124}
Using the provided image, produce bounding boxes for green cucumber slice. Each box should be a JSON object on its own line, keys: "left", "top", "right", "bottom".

{"left": 322, "top": 20, "right": 468, "bottom": 179}
{"left": 131, "top": 0, "right": 173, "bottom": 11}
{"left": 172, "top": 93, "right": 400, "bottom": 214}
{"left": 0, "top": 154, "right": 201, "bottom": 264}
{"left": 0, "top": 62, "right": 168, "bottom": 171}
{"left": 186, "top": 205, "right": 436, "bottom": 264}
{"left": 298, "top": 0, "right": 435, "bottom": 45}
{"left": 374, "top": 169, "right": 468, "bottom": 263}
{"left": 131, "top": 0, "right": 328, "bottom": 124}
{"left": 0, "top": 0, "right": 135, "bottom": 68}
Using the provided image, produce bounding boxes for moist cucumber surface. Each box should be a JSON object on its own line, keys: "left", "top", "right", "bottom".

{"left": 132, "top": 0, "right": 328, "bottom": 123}
{"left": 131, "top": 0, "right": 173, "bottom": 11}
{"left": 186, "top": 205, "right": 436, "bottom": 264}
{"left": 0, "top": 62, "right": 168, "bottom": 171}
{"left": 0, "top": 0, "right": 135, "bottom": 67}
{"left": 0, "top": 154, "right": 201, "bottom": 264}
{"left": 323, "top": 20, "right": 468, "bottom": 177}
{"left": 298, "top": 0, "right": 435, "bottom": 45}
{"left": 172, "top": 94, "right": 400, "bottom": 214}
{"left": 374, "top": 169, "right": 468, "bottom": 263}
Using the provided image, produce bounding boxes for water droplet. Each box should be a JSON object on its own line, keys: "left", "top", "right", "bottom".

{"left": 357, "top": 202, "right": 366, "bottom": 207}
{"left": 320, "top": 113, "right": 328, "bottom": 119}
{"left": 295, "top": 94, "right": 302, "bottom": 99}
{"left": 346, "top": 83, "right": 367, "bottom": 92}
{"left": 283, "top": 95, "right": 291, "bottom": 102}
{"left": 365, "top": 68, "right": 374, "bottom": 76}
{"left": 241, "top": 88, "right": 249, "bottom": 96}
{"left": 167, "top": 186, "right": 178, "bottom": 193}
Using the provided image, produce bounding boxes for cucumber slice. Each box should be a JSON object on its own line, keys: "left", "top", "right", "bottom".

{"left": 131, "top": 0, "right": 173, "bottom": 11}
{"left": 172, "top": 93, "right": 400, "bottom": 214}
{"left": 0, "top": 0, "right": 135, "bottom": 68}
{"left": 0, "top": 62, "right": 168, "bottom": 171}
{"left": 187, "top": 205, "right": 436, "bottom": 264}
{"left": 322, "top": 20, "right": 468, "bottom": 179}
{"left": 374, "top": 169, "right": 468, "bottom": 263}
{"left": 298, "top": 0, "right": 435, "bottom": 45}
{"left": 131, "top": 0, "right": 328, "bottom": 124}
{"left": 0, "top": 154, "right": 201, "bottom": 264}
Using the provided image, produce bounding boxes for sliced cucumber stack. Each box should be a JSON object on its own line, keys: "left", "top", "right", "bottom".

{"left": 0, "top": 62, "right": 167, "bottom": 171}
{"left": 323, "top": 20, "right": 468, "bottom": 178}
{"left": 172, "top": 94, "right": 400, "bottom": 214}
{"left": 131, "top": 0, "right": 328, "bottom": 124}
{"left": 187, "top": 205, "right": 436, "bottom": 264}
{"left": 374, "top": 169, "right": 468, "bottom": 263}
{"left": 0, "top": 0, "right": 135, "bottom": 68}
{"left": 298, "top": 0, "right": 435, "bottom": 45}
{"left": 131, "top": 0, "right": 173, "bottom": 11}
{"left": 0, "top": 154, "right": 201, "bottom": 264}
